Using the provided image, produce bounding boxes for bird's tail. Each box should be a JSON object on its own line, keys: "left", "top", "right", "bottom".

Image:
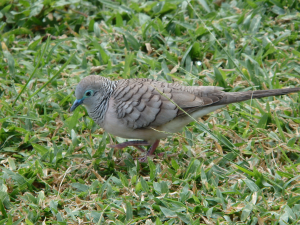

{"left": 217, "top": 87, "right": 300, "bottom": 105}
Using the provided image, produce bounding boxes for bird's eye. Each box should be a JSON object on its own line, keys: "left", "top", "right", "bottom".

{"left": 85, "top": 91, "right": 92, "bottom": 97}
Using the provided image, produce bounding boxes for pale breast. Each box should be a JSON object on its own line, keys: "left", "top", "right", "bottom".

{"left": 102, "top": 98, "right": 170, "bottom": 142}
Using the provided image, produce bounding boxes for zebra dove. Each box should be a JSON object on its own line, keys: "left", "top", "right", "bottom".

{"left": 70, "top": 75, "right": 300, "bottom": 161}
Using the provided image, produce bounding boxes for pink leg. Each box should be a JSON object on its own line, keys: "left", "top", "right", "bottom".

{"left": 108, "top": 140, "right": 149, "bottom": 152}
{"left": 139, "top": 140, "right": 160, "bottom": 162}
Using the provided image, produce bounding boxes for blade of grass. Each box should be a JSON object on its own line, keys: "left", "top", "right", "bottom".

{"left": 28, "top": 52, "right": 76, "bottom": 100}
{"left": 12, "top": 37, "right": 50, "bottom": 106}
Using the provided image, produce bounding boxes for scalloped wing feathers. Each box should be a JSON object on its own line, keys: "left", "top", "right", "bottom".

{"left": 113, "top": 79, "right": 224, "bottom": 129}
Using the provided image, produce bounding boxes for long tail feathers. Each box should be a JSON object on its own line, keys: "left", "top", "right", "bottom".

{"left": 217, "top": 87, "right": 300, "bottom": 105}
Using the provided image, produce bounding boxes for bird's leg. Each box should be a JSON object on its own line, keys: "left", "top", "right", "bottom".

{"left": 147, "top": 140, "right": 160, "bottom": 155}
{"left": 139, "top": 140, "right": 160, "bottom": 162}
{"left": 108, "top": 140, "right": 150, "bottom": 152}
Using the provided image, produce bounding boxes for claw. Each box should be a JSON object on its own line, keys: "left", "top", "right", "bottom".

{"left": 108, "top": 140, "right": 149, "bottom": 152}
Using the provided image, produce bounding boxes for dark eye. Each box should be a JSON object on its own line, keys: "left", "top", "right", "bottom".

{"left": 86, "top": 91, "right": 92, "bottom": 96}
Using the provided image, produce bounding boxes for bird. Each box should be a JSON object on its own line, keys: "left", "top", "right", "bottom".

{"left": 70, "top": 75, "right": 300, "bottom": 162}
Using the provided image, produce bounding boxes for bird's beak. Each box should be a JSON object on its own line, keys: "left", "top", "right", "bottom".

{"left": 70, "top": 99, "right": 83, "bottom": 112}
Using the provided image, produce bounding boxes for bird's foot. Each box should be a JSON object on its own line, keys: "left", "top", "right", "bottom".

{"left": 108, "top": 140, "right": 149, "bottom": 152}
{"left": 138, "top": 156, "right": 150, "bottom": 163}
{"left": 138, "top": 153, "right": 165, "bottom": 163}
{"left": 109, "top": 140, "right": 162, "bottom": 162}
{"left": 138, "top": 140, "right": 161, "bottom": 163}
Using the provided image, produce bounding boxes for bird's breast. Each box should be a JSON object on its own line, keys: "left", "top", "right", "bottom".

{"left": 102, "top": 98, "right": 169, "bottom": 141}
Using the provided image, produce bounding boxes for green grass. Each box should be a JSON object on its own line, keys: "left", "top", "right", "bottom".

{"left": 1, "top": 0, "right": 300, "bottom": 224}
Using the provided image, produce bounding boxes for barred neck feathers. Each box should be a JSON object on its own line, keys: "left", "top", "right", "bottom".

{"left": 88, "top": 79, "right": 118, "bottom": 126}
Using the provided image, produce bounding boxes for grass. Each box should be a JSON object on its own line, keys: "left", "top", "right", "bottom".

{"left": 1, "top": 0, "right": 300, "bottom": 224}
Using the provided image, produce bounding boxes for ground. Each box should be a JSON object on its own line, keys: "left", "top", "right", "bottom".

{"left": 0, "top": 0, "right": 300, "bottom": 224}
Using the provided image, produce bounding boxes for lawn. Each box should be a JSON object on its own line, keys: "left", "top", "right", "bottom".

{"left": 0, "top": 0, "right": 300, "bottom": 224}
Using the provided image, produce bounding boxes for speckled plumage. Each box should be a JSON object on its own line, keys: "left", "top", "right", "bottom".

{"left": 71, "top": 75, "right": 300, "bottom": 161}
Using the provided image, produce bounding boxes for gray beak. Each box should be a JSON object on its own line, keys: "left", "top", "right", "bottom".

{"left": 70, "top": 99, "right": 83, "bottom": 112}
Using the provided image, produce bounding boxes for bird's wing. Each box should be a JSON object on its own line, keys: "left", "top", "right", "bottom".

{"left": 112, "top": 79, "right": 224, "bottom": 129}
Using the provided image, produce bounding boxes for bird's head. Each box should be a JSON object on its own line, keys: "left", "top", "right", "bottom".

{"left": 70, "top": 75, "right": 114, "bottom": 112}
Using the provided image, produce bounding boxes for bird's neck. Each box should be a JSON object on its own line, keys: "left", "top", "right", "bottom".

{"left": 89, "top": 80, "right": 118, "bottom": 126}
